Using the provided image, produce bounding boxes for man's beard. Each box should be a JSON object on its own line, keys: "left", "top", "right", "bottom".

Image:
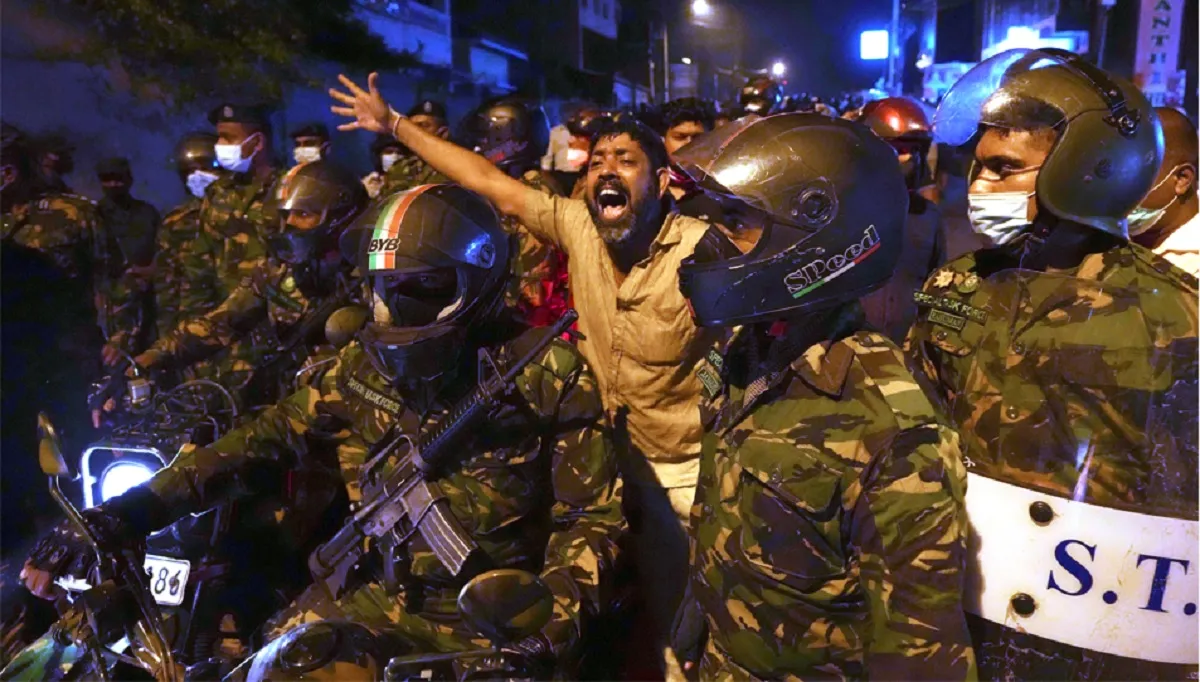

{"left": 586, "top": 178, "right": 663, "bottom": 246}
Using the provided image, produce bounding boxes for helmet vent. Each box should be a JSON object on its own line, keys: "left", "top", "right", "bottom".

{"left": 791, "top": 186, "right": 837, "bottom": 228}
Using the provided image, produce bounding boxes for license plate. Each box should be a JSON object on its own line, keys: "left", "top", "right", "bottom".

{"left": 143, "top": 555, "right": 190, "bottom": 607}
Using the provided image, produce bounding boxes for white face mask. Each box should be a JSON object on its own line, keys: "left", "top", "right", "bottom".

{"left": 380, "top": 153, "right": 400, "bottom": 172}
{"left": 967, "top": 191, "right": 1034, "bottom": 246}
{"left": 293, "top": 146, "right": 322, "bottom": 165}
{"left": 1128, "top": 165, "right": 1187, "bottom": 236}
{"left": 186, "top": 170, "right": 220, "bottom": 198}
{"left": 215, "top": 133, "right": 261, "bottom": 173}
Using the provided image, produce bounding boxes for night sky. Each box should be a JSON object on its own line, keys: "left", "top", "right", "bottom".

{"left": 724, "top": 0, "right": 896, "bottom": 96}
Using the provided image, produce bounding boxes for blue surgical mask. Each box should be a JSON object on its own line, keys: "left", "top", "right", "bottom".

{"left": 967, "top": 191, "right": 1034, "bottom": 246}
{"left": 215, "top": 133, "right": 260, "bottom": 173}
{"left": 186, "top": 170, "right": 220, "bottom": 198}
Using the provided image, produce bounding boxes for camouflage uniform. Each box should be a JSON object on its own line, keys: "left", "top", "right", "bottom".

{"left": 0, "top": 191, "right": 110, "bottom": 320}
{"left": 145, "top": 255, "right": 356, "bottom": 407}
{"left": 380, "top": 156, "right": 449, "bottom": 197}
{"left": 687, "top": 306, "right": 976, "bottom": 680}
{"left": 144, "top": 328, "right": 624, "bottom": 663}
{"left": 504, "top": 169, "right": 569, "bottom": 326}
{"left": 188, "top": 169, "right": 281, "bottom": 392}
{"left": 904, "top": 244, "right": 1198, "bottom": 680}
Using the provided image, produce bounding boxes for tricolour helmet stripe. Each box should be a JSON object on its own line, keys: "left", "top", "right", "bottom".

{"left": 368, "top": 184, "right": 436, "bottom": 271}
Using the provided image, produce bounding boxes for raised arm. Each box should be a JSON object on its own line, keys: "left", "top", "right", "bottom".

{"left": 329, "top": 73, "right": 541, "bottom": 224}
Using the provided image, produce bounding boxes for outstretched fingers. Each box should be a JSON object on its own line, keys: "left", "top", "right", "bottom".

{"left": 337, "top": 73, "right": 367, "bottom": 98}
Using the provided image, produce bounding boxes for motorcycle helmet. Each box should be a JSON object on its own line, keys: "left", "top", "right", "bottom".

{"left": 267, "top": 161, "right": 368, "bottom": 264}
{"left": 342, "top": 184, "right": 512, "bottom": 386}
{"left": 461, "top": 98, "right": 550, "bottom": 173}
{"left": 860, "top": 96, "right": 934, "bottom": 189}
{"left": 678, "top": 114, "right": 909, "bottom": 327}
{"left": 739, "top": 76, "right": 783, "bottom": 116}
{"left": 173, "top": 132, "right": 219, "bottom": 178}
{"left": 934, "top": 48, "right": 1163, "bottom": 239}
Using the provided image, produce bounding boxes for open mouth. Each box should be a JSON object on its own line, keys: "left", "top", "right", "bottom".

{"left": 596, "top": 185, "right": 630, "bottom": 221}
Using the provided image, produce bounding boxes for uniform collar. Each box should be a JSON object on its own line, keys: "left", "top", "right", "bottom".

{"left": 786, "top": 305, "right": 864, "bottom": 399}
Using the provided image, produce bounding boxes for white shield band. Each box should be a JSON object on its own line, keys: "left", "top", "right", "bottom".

{"left": 965, "top": 472, "right": 1199, "bottom": 665}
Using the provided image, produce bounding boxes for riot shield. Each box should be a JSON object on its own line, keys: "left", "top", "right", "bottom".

{"left": 930, "top": 268, "right": 1199, "bottom": 679}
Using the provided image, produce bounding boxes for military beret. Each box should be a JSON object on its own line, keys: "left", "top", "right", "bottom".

{"left": 406, "top": 99, "right": 448, "bottom": 120}
{"left": 96, "top": 157, "right": 131, "bottom": 177}
{"left": 290, "top": 122, "right": 329, "bottom": 140}
{"left": 208, "top": 103, "right": 272, "bottom": 127}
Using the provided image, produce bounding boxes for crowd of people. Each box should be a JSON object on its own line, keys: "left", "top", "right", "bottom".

{"left": 1, "top": 45, "right": 1198, "bottom": 681}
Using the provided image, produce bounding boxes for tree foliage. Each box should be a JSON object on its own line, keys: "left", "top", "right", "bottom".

{"left": 36, "top": 0, "right": 419, "bottom": 105}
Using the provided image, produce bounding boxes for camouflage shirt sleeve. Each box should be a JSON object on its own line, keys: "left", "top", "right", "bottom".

{"left": 146, "top": 273, "right": 268, "bottom": 369}
{"left": 146, "top": 361, "right": 344, "bottom": 518}
{"left": 515, "top": 339, "right": 625, "bottom": 659}
{"left": 850, "top": 421, "right": 975, "bottom": 679}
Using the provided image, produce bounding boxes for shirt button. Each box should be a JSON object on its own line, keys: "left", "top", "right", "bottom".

{"left": 702, "top": 504, "right": 713, "bottom": 515}
{"left": 935, "top": 331, "right": 948, "bottom": 341}
{"left": 769, "top": 471, "right": 782, "bottom": 484}
{"left": 1012, "top": 342, "right": 1026, "bottom": 355}
{"left": 1006, "top": 406, "right": 1020, "bottom": 420}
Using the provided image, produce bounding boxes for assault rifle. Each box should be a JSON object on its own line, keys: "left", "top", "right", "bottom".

{"left": 308, "top": 310, "right": 579, "bottom": 599}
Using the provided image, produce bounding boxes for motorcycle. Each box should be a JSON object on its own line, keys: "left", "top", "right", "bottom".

{"left": 2, "top": 370, "right": 318, "bottom": 680}
{"left": 237, "top": 568, "right": 555, "bottom": 681}
{"left": 1, "top": 415, "right": 553, "bottom": 681}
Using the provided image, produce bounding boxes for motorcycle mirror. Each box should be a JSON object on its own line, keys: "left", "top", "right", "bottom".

{"left": 36, "top": 412, "right": 71, "bottom": 478}
{"left": 325, "top": 305, "right": 369, "bottom": 349}
{"left": 456, "top": 569, "right": 554, "bottom": 646}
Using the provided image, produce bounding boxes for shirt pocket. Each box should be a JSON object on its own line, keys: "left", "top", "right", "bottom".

{"left": 728, "top": 449, "right": 847, "bottom": 593}
{"left": 456, "top": 444, "right": 543, "bottom": 536}
{"left": 628, "top": 298, "right": 694, "bottom": 366}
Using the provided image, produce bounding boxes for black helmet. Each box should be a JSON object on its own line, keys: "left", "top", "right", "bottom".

{"left": 740, "top": 76, "right": 782, "bottom": 116}
{"left": 464, "top": 98, "right": 550, "bottom": 173}
{"left": 678, "top": 114, "right": 909, "bottom": 327}
{"left": 173, "top": 132, "right": 219, "bottom": 175}
{"left": 267, "top": 161, "right": 368, "bottom": 264}
{"left": 344, "top": 184, "right": 512, "bottom": 386}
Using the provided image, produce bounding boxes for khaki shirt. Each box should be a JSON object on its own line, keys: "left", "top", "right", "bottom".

{"left": 526, "top": 192, "right": 718, "bottom": 488}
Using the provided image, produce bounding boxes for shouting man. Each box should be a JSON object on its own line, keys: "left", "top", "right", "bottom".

{"left": 330, "top": 72, "right": 719, "bottom": 678}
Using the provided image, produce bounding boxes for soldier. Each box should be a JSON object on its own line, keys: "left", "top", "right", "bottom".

{"left": 0, "top": 123, "right": 108, "bottom": 558}
{"left": 21, "top": 185, "right": 625, "bottom": 678}
{"left": 460, "top": 96, "right": 569, "bottom": 326}
{"left": 379, "top": 100, "right": 452, "bottom": 197}
{"left": 362, "top": 134, "right": 406, "bottom": 199}
{"left": 96, "top": 157, "right": 162, "bottom": 359}
{"left": 290, "top": 122, "right": 331, "bottom": 166}
{"left": 856, "top": 97, "right": 947, "bottom": 343}
{"left": 905, "top": 49, "right": 1199, "bottom": 679}
{"left": 670, "top": 113, "right": 975, "bottom": 680}
{"left": 1129, "top": 107, "right": 1199, "bottom": 277}
{"left": 190, "top": 103, "right": 283, "bottom": 391}
{"left": 131, "top": 161, "right": 369, "bottom": 408}
{"left": 153, "top": 132, "right": 223, "bottom": 347}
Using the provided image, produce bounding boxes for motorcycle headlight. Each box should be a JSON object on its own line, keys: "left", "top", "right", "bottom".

{"left": 99, "top": 460, "right": 157, "bottom": 503}
{"left": 81, "top": 446, "right": 167, "bottom": 508}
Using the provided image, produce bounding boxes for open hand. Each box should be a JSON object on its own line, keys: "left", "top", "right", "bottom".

{"left": 329, "top": 73, "right": 392, "bottom": 135}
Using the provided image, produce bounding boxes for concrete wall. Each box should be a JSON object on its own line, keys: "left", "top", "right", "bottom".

{"left": 1, "top": 0, "right": 481, "bottom": 212}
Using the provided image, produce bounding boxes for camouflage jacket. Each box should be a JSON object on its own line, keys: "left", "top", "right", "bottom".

{"left": 145, "top": 255, "right": 357, "bottom": 403}
{"left": 144, "top": 326, "right": 624, "bottom": 657}
{"left": 904, "top": 243, "right": 1199, "bottom": 517}
{"left": 688, "top": 307, "right": 976, "bottom": 680}
{"left": 197, "top": 169, "right": 280, "bottom": 299}
{"left": 504, "top": 169, "right": 569, "bottom": 326}
{"left": 1, "top": 192, "right": 109, "bottom": 318}
{"left": 380, "top": 155, "right": 450, "bottom": 197}
{"left": 152, "top": 197, "right": 216, "bottom": 340}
